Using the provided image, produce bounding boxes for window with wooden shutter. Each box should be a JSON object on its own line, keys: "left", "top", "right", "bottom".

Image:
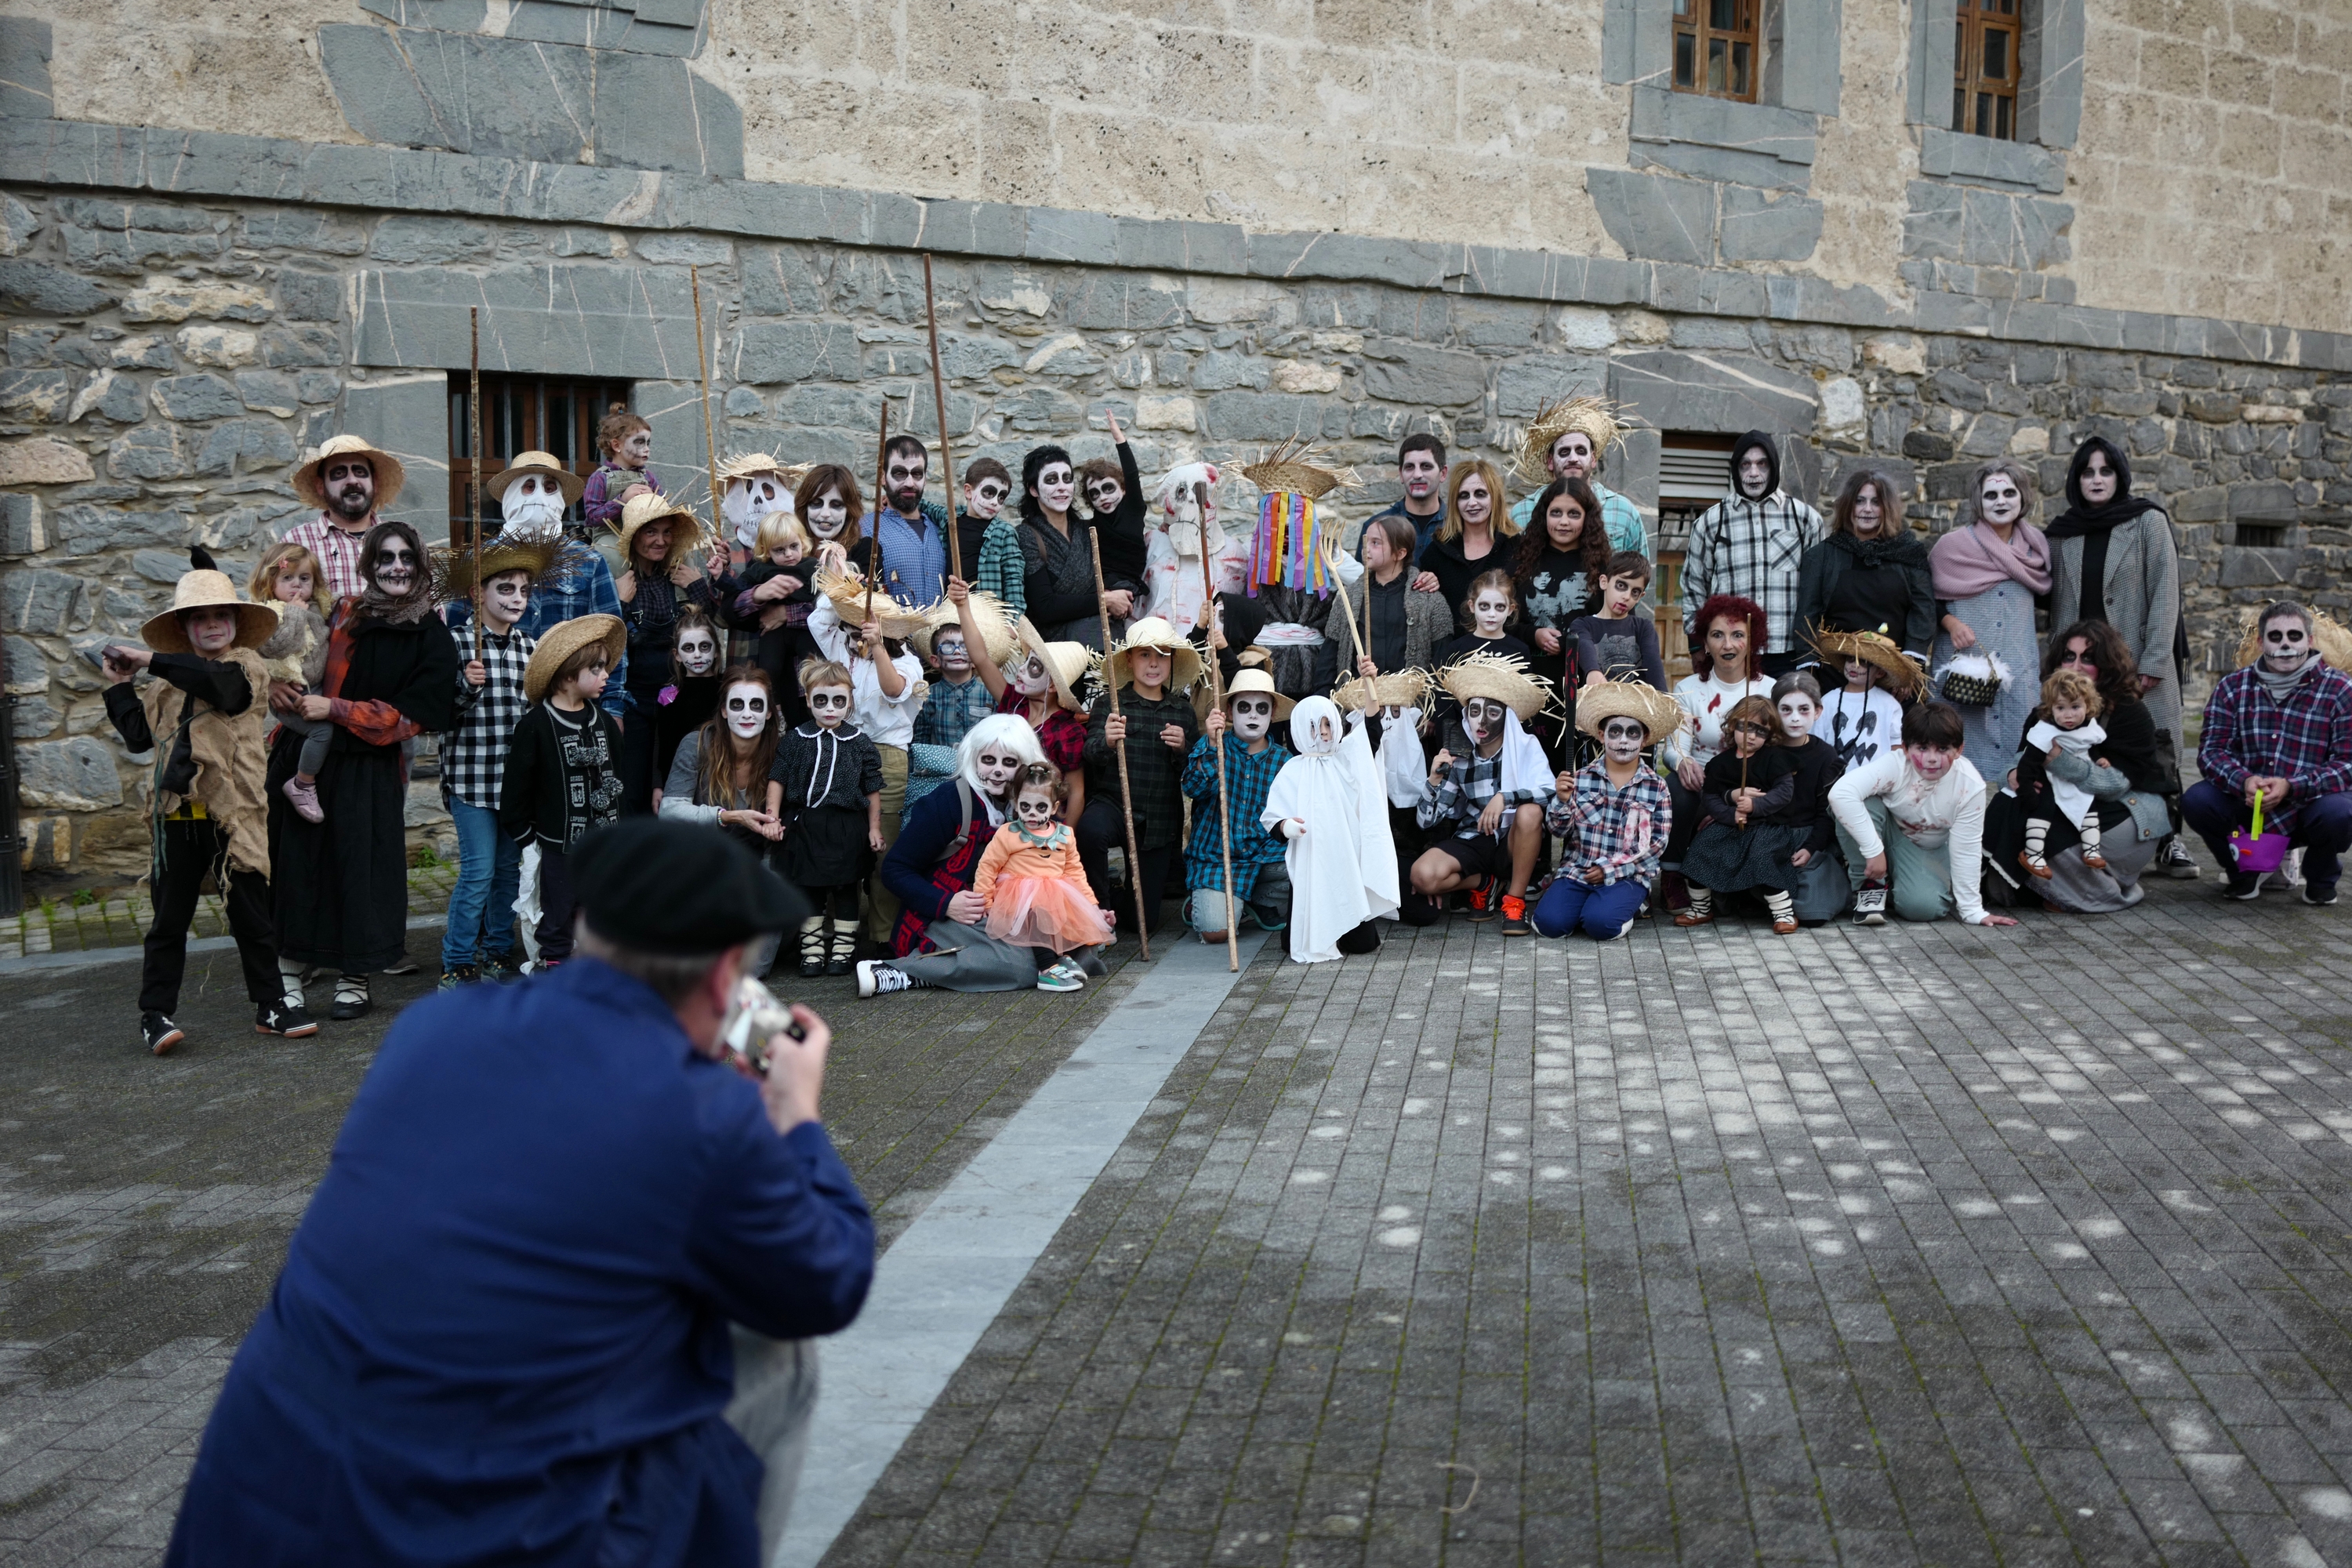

{"left": 1672, "top": 0, "right": 1761, "bottom": 103}
{"left": 1953, "top": 0, "right": 2021, "bottom": 141}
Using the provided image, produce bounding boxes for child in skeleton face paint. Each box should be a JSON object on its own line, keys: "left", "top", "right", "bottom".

{"left": 1536, "top": 681, "right": 1678, "bottom": 940}
{"left": 1676, "top": 691, "right": 1810, "bottom": 935}
{"left": 974, "top": 764, "right": 1109, "bottom": 991}
{"left": 907, "top": 581, "right": 1010, "bottom": 811}
{"left": 955, "top": 457, "right": 1029, "bottom": 619}
{"left": 649, "top": 609, "right": 724, "bottom": 807}
{"left": 1182, "top": 669, "right": 1294, "bottom": 942}
{"left": 734, "top": 512, "right": 820, "bottom": 721}
{"left": 1412, "top": 657, "right": 1550, "bottom": 934}
{"left": 768, "top": 658, "right": 887, "bottom": 976}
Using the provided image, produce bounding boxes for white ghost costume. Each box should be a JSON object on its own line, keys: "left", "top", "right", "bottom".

{"left": 1261, "top": 696, "right": 1398, "bottom": 963}
{"left": 1142, "top": 461, "right": 1248, "bottom": 629}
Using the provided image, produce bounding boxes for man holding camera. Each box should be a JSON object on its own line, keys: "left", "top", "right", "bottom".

{"left": 167, "top": 820, "right": 875, "bottom": 1567}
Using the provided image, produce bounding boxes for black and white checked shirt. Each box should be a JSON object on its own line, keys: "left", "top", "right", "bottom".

{"left": 442, "top": 625, "right": 535, "bottom": 812}
{"left": 1677, "top": 491, "right": 1824, "bottom": 655}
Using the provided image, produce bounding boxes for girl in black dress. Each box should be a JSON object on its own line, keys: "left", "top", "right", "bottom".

{"left": 768, "top": 657, "right": 884, "bottom": 976}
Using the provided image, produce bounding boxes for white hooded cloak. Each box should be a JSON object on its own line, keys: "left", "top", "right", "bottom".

{"left": 1262, "top": 696, "right": 1399, "bottom": 963}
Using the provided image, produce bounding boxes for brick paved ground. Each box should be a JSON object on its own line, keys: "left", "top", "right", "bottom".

{"left": 8, "top": 877, "right": 2352, "bottom": 1566}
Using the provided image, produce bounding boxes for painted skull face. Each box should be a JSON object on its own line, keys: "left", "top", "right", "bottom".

{"left": 804, "top": 487, "right": 850, "bottom": 542}
{"left": 974, "top": 745, "right": 1025, "bottom": 796}
{"left": 1470, "top": 589, "right": 1512, "bottom": 637}
{"left": 1776, "top": 692, "right": 1818, "bottom": 743}
{"left": 1601, "top": 716, "right": 1648, "bottom": 763}
{"left": 1549, "top": 430, "right": 1595, "bottom": 479}
{"left": 2262, "top": 614, "right": 2314, "bottom": 671}
{"left": 807, "top": 684, "right": 852, "bottom": 728}
{"left": 324, "top": 458, "right": 375, "bottom": 521}
{"left": 1015, "top": 786, "right": 1058, "bottom": 829}
{"left": 500, "top": 472, "right": 568, "bottom": 540}
{"left": 1230, "top": 693, "right": 1276, "bottom": 742}
{"left": 723, "top": 681, "right": 769, "bottom": 740}
{"left": 484, "top": 568, "right": 532, "bottom": 627}
{"left": 1034, "top": 462, "right": 1076, "bottom": 515}
{"left": 1012, "top": 652, "right": 1053, "bottom": 699}
{"left": 676, "top": 625, "right": 718, "bottom": 677}
{"left": 932, "top": 630, "right": 971, "bottom": 675}
{"left": 1463, "top": 695, "right": 1508, "bottom": 746}
{"left": 371, "top": 536, "right": 418, "bottom": 596}
{"left": 724, "top": 473, "right": 787, "bottom": 547}
{"left": 1977, "top": 471, "right": 2024, "bottom": 527}
{"left": 966, "top": 477, "right": 1009, "bottom": 521}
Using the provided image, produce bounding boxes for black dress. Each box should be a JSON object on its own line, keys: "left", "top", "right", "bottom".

{"left": 771, "top": 724, "right": 884, "bottom": 888}
{"left": 651, "top": 673, "right": 720, "bottom": 789}
{"left": 1680, "top": 745, "right": 1804, "bottom": 891}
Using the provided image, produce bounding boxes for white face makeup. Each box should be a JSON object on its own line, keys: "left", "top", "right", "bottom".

{"left": 323, "top": 459, "right": 375, "bottom": 521}
{"left": 805, "top": 488, "right": 850, "bottom": 541}
{"left": 932, "top": 630, "right": 971, "bottom": 675}
{"left": 676, "top": 626, "right": 717, "bottom": 677}
{"left": 975, "top": 746, "right": 1025, "bottom": 796}
{"left": 724, "top": 474, "right": 787, "bottom": 546}
{"left": 1601, "top": 716, "right": 1648, "bottom": 763}
{"left": 1013, "top": 652, "right": 1053, "bottom": 699}
{"left": 1978, "top": 473, "right": 2024, "bottom": 528}
{"left": 1083, "top": 473, "right": 1124, "bottom": 517}
{"left": 2262, "top": 616, "right": 2313, "bottom": 671}
{"left": 1737, "top": 449, "right": 1773, "bottom": 499}
{"left": 484, "top": 570, "right": 532, "bottom": 630}
{"left": 723, "top": 681, "right": 769, "bottom": 740}
{"left": 1230, "top": 693, "right": 1276, "bottom": 742}
{"left": 1602, "top": 573, "right": 1644, "bottom": 615}
{"left": 966, "top": 477, "right": 1009, "bottom": 521}
{"left": 372, "top": 537, "right": 419, "bottom": 596}
{"left": 1463, "top": 695, "right": 1508, "bottom": 747}
{"left": 616, "top": 429, "right": 652, "bottom": 468}
{"left": 2079, "top": 451, "right": 2118, "bottom": 506}
{"left": 1015, "top": 788, "right": 1058, "bottom": 828}
{"left": 807, "top": 686, "right": 851, "bottom": 728}
{"left": 1550, "top": 431, "right": 1595, "bottom": 479}
{"left": 1777, "top": 693, "right": 1818, "bottom": 742}
{"left": 1471, "top": 590, "right": 1512, "bottom": 637}
{"left": 1035, "top": 463, "right": 1076, "bottom": 516}
{"left": 1400, "top": 448, "right": 1443, "bottom": 499}
{"left": 501, "top": 473, "right": 568, "bottom": 540}
{"left": 1456, "top": 477, "right": 1493, "bottom": 528}
{"left": 183, "top": 606, "right": 238, "bottom": 655}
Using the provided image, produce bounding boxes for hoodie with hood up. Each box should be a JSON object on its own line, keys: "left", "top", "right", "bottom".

{"left": 1678, "top": 430, "right": 1824, "bottom": 656}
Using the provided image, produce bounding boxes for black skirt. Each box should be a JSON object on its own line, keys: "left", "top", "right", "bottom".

{"left": 1682, "top": 821, "right": 1806, "bottom": 893}
{"left": 780, "top": 803, "right": 869, "bottom": 889}
{"left": 265, "top": 728, "right": 412, "bottom": 973}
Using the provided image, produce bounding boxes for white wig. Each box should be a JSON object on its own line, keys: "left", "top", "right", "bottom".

{"left": 956, "top": 714, "right": 1047, "bottom": 798}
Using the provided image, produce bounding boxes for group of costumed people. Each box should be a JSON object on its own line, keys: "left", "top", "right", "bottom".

{"left": 102, "top": 391, "right": 2352, "bottom": 1048}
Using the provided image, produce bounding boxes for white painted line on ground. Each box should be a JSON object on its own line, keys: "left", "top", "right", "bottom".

{"left": 779, "top": 932, "right": 1268, "bottom": 1568}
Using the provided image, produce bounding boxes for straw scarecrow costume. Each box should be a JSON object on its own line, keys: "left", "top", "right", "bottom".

{"left": 1412, "top": 652, "right": 1555, "bottom": 934}
{"left": 1078, "top": 616, "right": 1202, "bottom": 934}
{"left": 502, "top": 615, "right": 628, "bottom": 967}
{"left": 506, "top": 452, "right": 632, "bottom": 722}
{"left": 1181, "top": 666, "right": 1297, "bottom": 943}
{"left": 1236, "top": 444, "right": 1363, "bottom": 699}
{"left": 285, "top": 433, "right": 409, "bottom": 600}
{"left": 717, "top": 452, "right": 801, "bottom": 554}
{"left": 1531, "top": 678, "right": 1680, "bottom": 940}
{"left": 101, "top": 547, "right": 310, "bottom": 1053}
{"left": 1508, "top": 397, "right": 1650, "bottom": 557}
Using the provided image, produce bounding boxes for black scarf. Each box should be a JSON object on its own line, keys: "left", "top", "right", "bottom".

{"left": 2045, "top": 437, "right": 2162, "bottom": 541}
{"left": 1829, "top": 528, "right": 1928, "bottom": 568}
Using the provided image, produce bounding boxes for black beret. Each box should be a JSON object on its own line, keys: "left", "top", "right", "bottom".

{"left": 572, "top": 819, "right": 811, "bottom": 955}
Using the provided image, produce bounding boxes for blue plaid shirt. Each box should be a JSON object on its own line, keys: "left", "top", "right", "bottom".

{"left": 514, "top": 551, "right": 631, "bottom": 717}
{"left": 1182, "top": 735, "right": 1289, "bottom": 895}
{"left": 2198, "top": 662, "right": 2352, "bottom": 834}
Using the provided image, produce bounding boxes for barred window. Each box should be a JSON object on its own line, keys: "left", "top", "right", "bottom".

{"left": 1954, "top": 0, "right": 2021, "bottom": 140}
{"left": 1672, "top": 0, "right": 1760, "bottom": 103}
{"left": 448, "top": 374, "right": 631, "bottom": 541}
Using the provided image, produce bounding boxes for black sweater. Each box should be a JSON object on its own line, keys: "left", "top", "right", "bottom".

{"left": 501, "top": 701, "right": 623, "bottom": 849}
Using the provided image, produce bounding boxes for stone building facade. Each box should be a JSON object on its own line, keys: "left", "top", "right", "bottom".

{"left": 2, "top": 0, "right": 2348, "bottom": 876}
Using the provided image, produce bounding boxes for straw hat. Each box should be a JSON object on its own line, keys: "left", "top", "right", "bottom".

{"left": 1105, "top": 615, "right": 1204, "bottom": 694}
{"left": 615, "top": 492, "right": 709, "bottom": 560}
{"left": 523, "top": 613, "right": 625, "bottom": 703}
{"left": 291, "top": 433, "right": 406, "bottom": 510}
{"left": 1240, "top": 438, "right": 1355, "bottom": 499}
{"left": 817, "top": 568, "right": 930, "bottom": 642}
{"left": 1574, "top": 676, "right": 1685, "bottom": 745}
{"left": 1333, "top": 666, "right": 1433, "bottom": 714}
{"left": 486, "top": 449, "right": 584, "bottom": 504}
{"left": 2233, "top": 605, "right": 2352, "bottom": 673}
{"left": 140, "top": 546, "right": 276, "bottom": 654}
{"left": 913, "top": 591, "right": 1018, "bottom": 668}
{"left": 1813, "top": 626, "right": 1926, "bottom": 699}
{"left": 1516, "top": 395, "right": 1624, "bottom": 485}
{"left": 715, "top": 451, "right": 786, "bottom": 488}
{"left": 1013, "top": 618, "right": 1093, "bottom": 711}
{"left": 1218, "top": 666, "right": 1295, "bottom": 720}
{"left": 1437, "top": 648, "right": 1552, "bottom": 723}
{"left": 437, "top": 534, "right": 562, "bottom": 600}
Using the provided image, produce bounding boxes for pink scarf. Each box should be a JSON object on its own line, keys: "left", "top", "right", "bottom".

{"left": 1930, "top": 521, "right": 2051, "bottom": 600}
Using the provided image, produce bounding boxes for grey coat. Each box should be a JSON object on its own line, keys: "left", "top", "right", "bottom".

{"left": 2047, "top": 509, "right": 2183, "bottom": 750}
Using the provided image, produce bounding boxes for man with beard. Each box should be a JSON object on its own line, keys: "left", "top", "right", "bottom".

{"left": 1506, "top": 400, "right": 1650, "bottom": 558}
{"left": 846, "top": 434, "right": 948, "bottom": 605}
{"left": 1679, "top": 430, "right": 1824, "bottom": 678}
{"left": 267, "top": 520, "right": 462, "bottom": 1020}
{"left": 2183, "top": 601, "right": 2352, "bottom": 906}
{"left": 283, "top": 434, "right": 405, "bottom": 598}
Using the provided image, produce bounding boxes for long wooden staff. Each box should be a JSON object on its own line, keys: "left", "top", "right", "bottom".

{"left": 1323, "top": 542, "right": 1360, "bottom": 683}
{"left": 922, "top": 254, "right": 961, "bottom": 585}
{"left": 689, "top": 265, "right": 720, "bottom": 531}
{"left": 468, "top": 307, "right": 483, "bottom": 662}
{"left": 867, "top": 398, "right": 889, "bottom": 627}
{"left": 1199, "top": 483, "right": 1238, "bottom": 972}
{"left": 1090, "top": 526, "right": 1151, "bottom": 960}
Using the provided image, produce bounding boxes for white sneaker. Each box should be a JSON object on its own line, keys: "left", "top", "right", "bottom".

{"left": 1035, "top": 960, "right": 1086, "bottom": 993}
{"left": 855, "top": 960, "right": 914, "bottom": 999}
{"left": 1853, "top": 884, "right": 1889, "bottom": 927}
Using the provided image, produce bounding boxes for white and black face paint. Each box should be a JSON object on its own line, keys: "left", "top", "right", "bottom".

{"left": 1470, "top": 590, "right": 1512, "bottom": 637}
{"left": 2262, "top": 617, "right": 2313, "bottom": 672}
{"left": 805, "top": 488, "right": 849, "bottom": 542}
{"left": 1463, "top": 695, "right": 1508, "bottom": 747}
{"left": 1014, "top": 788, "right": 1058, "bottom": 829}
{"left": 724, "top": 474, "right": 787, "bottom": 547}
{"left": 1776, "top": 694, "right": 1817, "bottom": 743}
{"left": 372, "top": 538, "right": 418, "bottom": 596}
{"left": 484, "top": 572, "right": 532, "bottom": 627}
{"left": 975, "top": 746, "right": 1025, "bottom": 796}
{"left": 676, "top": 627, "right": 718, "bottom": 678}
{"left": 933, "top": 631, "right": 971, "bottom": 675}
{"left": 724, "top": 681, "right": 768, "bottom": 740}
{"left": 1978, "top": 474, "right": 2024, "bottom": 528}
{"left": 500, "top": 474, "right": 567, "bottom": 541}
{"left": 1012, "top": 652, "right": 1052, "bottom": 699}
{"left": 808, "top": 686, "right": 851, "bottom": 728}
{"left": 1602, "top": 716, "right": 1648, "bottom": 763}
{"left": 1231, "top": 694, "right": 1276, "bottom": 742}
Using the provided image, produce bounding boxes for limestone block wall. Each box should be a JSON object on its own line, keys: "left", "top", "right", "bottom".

{"left": 2, "top": 183, "right": 2347, "bottom": 876}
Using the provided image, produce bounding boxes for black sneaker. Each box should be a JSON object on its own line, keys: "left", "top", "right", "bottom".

{"left": 1853, "top": 883, "right": 1889, "bottom": 927}
{"left": 256, "top": 1000, "right": 319, "bottom": 1038}
{"left": 2156, "top": 837, "right": 2201, "bottom": 880}
{"left": 2224, "top": 872, "right": 2262, "bottom": 902}
{"left": 2304, "top": 882, "right": 2339, "bottom": 907}
{"left": 141, "top": 1011, "right": 185, "bottom": 1056}
{"left": 330, "top": 976, "right": 372, "bottom": 1019}
{"left": 437, "top": 964, "right": 479, "bottom": 992}
{"left": 478, "top": 954, "right": 519, "bottom": 983}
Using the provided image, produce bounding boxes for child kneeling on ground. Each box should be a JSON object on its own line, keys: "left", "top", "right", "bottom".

{"left": 1828, "top": 700, "right": 2019, "bottom": 929}
{"left": 974, "top": 764, "right": 1109, "bottom": 992}
{"left": 1535, "top": 680, "right": 1679, "bottom": 940}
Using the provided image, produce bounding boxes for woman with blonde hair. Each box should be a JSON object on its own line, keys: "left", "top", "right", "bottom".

{"left": 1414, "top": 457, "right": 1518, "bottom": 635}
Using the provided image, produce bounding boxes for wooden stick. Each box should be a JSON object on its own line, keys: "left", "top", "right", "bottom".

{"left": 1091, "top": 526, "right": 1152, "bottom": 961}
{"left": 868, "top": 397, "right": 888, "bottom": 629}
{"left": 468, "top": 307, "right": 483, "bottom": 662}
{"left": 1198, "top": 482, "right": 1238, "bottom": 973}
{"left": 922, "top": 253, "right": 961, "bottom": 586}
{"left": 689, "top": 265, "right": 720, "bottom": 532}
{"left": 1323, "top": 543, "right": 1360, "bottom": 682}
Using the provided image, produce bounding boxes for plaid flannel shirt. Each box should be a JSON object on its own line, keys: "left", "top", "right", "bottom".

{"left": 516, "top": 552, "right": 632, "bottom": 717}
{"left": 1678, "top": 490, "right": 1824, "bottom": 655}
{"left": 1545, "top": 762, "right": 1672, "bottom": 887}
{"left": 441, "top": 624, "right": 535, "bottom": 812}
{"left": 2198, "top": 662, "right": 2352, "bottom": 834}
{"left": 1083, "top": 689, "right": 1197, "bottom": 851}
{"left": 1417, "top": 746, "right": 1540, "bottom": 836}
{"left": 1181, "top": 735, "right": 1289, "bottom": 894}
{"left": 279, "top": 515, "right": 373, "bottom": 600}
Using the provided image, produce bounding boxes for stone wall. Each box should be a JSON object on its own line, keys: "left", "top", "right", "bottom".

{"left": 2, "top": 183, "right": 2347, "bottom": 877}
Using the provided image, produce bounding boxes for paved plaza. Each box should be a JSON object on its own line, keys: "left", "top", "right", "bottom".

{"left": 6, "top": 877, "right": 2352, "bottom": 1566}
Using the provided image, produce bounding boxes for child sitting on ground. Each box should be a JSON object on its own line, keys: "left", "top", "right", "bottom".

{"left": 973, "top": 763, "right": 1105, "bottom": 992}
{"left": 1535, "top": 679, "right": 1679, "bottom": 941}
{"left": 768, "top": 657, "right": 885, "bottom": 977}
{"left": 2017, "top": 667, "right": 2108, "bottom": 877}
{"left": 1566, "top": 550, "right": 1667, "bottom": 691}
{"left": 1676, "top": 695, "right": 1806, "bottom": 933}
{"left": 249, "top": 541, "right": 337, "bottom": 823}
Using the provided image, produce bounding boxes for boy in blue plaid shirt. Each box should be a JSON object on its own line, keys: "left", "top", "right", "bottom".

{"left": 438, "top": 546, "right": 549, "bottom": 985}
{"left": 1182, "top": 669, "right": 1293, "bottom": 942}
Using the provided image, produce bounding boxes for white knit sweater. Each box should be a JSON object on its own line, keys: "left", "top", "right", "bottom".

{"left": 1828, "top": 751, "right": 1991, "bottom": 924}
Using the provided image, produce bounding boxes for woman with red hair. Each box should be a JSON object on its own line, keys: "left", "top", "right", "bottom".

{"left": 1654, "top": 593, "right": 1772, "bottom": 909}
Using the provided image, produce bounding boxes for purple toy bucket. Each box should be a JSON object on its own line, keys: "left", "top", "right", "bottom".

{"left": 2231, "top": 798, "right": 2290, "bottom": 873}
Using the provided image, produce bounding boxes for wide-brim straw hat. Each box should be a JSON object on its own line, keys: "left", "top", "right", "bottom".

{"left": 486, "top": 448, "right": 584, "bottom": 505}
{"left": 524, "top": 614, "right": 626, "bottom": 703}
{"left": 1218, "top": 665, "right": 1296, "bottom": 720}
{"left": 1105, "top": 615, "right": 1204, "bottom": 694}
{"left": 1014, "top": 617, "right": 1093, "bottom": 711}
{"left": 615, "top": 492, "right": 709, "bottom": 560}
{"left": 1516, "top": 395, "right": 1624, "bottom": 484}
{"left": 715, "top": 451, "right": 786, "bottom": 488}
{"left": 2233, "top": 606, "right": 2352, "bottom": 673}
{"left": 913, "top": 591, "right": 1018, "bottom": 668}
{"left": 292, "top": 433, "right": 406, "bottom": 510}
{"left": 1333, "top": 667, "right": 1434, "bottom": 713}
{"left": 1438, "top": 649, "right": 1552, "bottom": 723}
{"left": 1813, "top": 626, "right": 1926, "bottom": 699}
{"left": 817, "top": 568, "right": 929, "bottom": 642}
{"left": 437, "top": 535, "right": 562, "bottom": 600}
{"left": 140, "top": 556, "right": 275, "bottom": 655}
{"left": 1240, "top": 438, "right": 1354, "bottom": 499}
{"left": 1575, "top": 677, "right": 1685, "bottom": 744}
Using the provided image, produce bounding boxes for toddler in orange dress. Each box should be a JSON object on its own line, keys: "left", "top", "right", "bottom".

{"left": 975, "top": 763, "right": 1111, "bottom": 992}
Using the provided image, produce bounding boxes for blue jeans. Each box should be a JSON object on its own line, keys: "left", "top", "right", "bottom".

{"left": 2181, "top": 781, "right": 2352, "bottom": 889}
{"left": 1531, "top": 876, "right": 1649, "bottom": 940}
{"left": 442, "top": 795, "right": 524, "bottom": 969}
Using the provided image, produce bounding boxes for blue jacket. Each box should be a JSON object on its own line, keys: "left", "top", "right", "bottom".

{"left": 166, "top": 961, "right": 873, "bottom": 1568}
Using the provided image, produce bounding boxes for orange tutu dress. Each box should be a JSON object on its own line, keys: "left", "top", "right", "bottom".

{"left": 975, "top": 821, "right": 1113, "bottom": 954}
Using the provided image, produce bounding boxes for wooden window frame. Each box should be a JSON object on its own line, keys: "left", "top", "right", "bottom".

{"left": 1671, "top": 0, "right": 1762, "bottom": 104}
{"left": 447, "top": 373, "right": 633, "bottom": 546}
{"left": 1953, "top": 0, "right": 2021, "bottom": 141}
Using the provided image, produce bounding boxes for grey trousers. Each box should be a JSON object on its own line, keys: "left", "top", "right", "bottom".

{"left": 723, "top": 1330, "right": 819, "bottom": 1568}
{"left": 894, "top": 918, "right": 1042, "bottom": 992}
